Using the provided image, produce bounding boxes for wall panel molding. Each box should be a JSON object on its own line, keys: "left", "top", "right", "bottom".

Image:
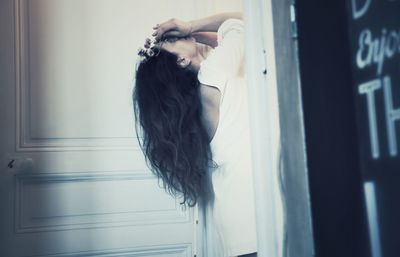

{"left": 14, "top": 0, "right": 139, "bottom": 152}
{"left": 14, "top": 171, "right": 190, "bottom": 233}
{"left": 24, "top": 244, "right": 191, "bottom": 257}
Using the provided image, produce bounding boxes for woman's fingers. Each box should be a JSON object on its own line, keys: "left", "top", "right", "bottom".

{"left": 151, "top": 18, "right": 192, "bottom": 42}
{"left": 152, "top": 19, "right": 178, "bottom": 41}
{"left": 144, "top": 38, "right": 151, "bottom": 48}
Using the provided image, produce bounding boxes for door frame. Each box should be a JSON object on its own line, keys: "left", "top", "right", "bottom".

{"left": 243, "top": 0, "right": 315, "bottom": 256}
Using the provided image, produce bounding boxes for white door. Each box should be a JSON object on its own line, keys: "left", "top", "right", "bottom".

{"left": 0, "top": 1, "right": 226, "bottom": 256}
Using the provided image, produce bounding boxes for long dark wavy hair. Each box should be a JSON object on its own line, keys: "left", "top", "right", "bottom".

{"left": 133, "top": 48, "right": 214, "bottom": 207}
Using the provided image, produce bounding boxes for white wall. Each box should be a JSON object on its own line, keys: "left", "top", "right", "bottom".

{"left": 214, "top": 0, "right": 243, "bottom": 13}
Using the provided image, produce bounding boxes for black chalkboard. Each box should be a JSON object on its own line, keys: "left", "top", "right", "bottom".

{"left": 346, "top": 1, "right": 400, "bottom": 257}
{"left": 296, "top": 0, "right": 400, "bottom": 256}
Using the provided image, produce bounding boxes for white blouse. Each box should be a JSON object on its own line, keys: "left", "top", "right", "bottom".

{"left": 198, "top": 19, "right": 257, "bottom": 257}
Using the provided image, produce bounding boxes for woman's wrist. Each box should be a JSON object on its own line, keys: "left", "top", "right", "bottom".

{"left": 188, "top": 20, "right": 195, "bottom": 35}
{"left": 189, "top": 12, "right": 242, "bottom": 33}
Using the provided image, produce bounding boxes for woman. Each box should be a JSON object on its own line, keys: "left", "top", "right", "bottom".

{"left": 133, "top": 12, "right": 257, "bottom": 257}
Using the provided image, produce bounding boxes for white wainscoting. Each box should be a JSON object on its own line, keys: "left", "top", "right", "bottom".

{"left": 21, "top": 244, "right": 192, "bottom": 257}
{"left": 14, "top": 0, "right": 142, "bottom": 152}
{"left": 0, "top": 0, "right": 245, "bottom": 256}
{"left": 15, "top": 171, "right": 190, "bottom": 233}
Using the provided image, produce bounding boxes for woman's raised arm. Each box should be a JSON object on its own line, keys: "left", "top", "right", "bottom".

{"left": 192, "top": 32, "right": 218, "bottom": 48}
{"left": 152, "top": 12, "right": 242, "bottom": 41}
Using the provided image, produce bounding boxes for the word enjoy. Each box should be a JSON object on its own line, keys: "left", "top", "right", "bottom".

{"left": 356, "top": 28, "right": 400, "bottom": 76}
{"left": 359, "top": 76, "right": 400, "bottom": 159}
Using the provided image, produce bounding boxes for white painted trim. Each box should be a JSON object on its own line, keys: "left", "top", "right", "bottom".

{"left": 244, "top": 0, "right": 283, "bottom": 257}
{"left": 14, "top": 171, "right": 190, "bottom": 233}
{"left": 17, "top": 244, "right": 192, "bottom": 257}
{"left": 13, "top": 0, "right": 140, "bottom": 153}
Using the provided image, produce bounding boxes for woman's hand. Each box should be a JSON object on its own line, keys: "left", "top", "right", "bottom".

{"left": 152, "top": 18, "right": 193, "bottom": 41}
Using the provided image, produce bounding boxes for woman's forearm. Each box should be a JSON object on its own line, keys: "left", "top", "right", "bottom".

{"left": 152, "top": 12, "right": 242, "bottom": 41}
{"left": 189, "top": 12, "right": 242, "bottom": 33}
{"left": 192, "top": 32, "right": 218, "bottom": 48}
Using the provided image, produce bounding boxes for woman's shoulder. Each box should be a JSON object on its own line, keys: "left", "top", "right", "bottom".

{"left": 199, "top": 83, "right": 221, "bottom": 106}
{"left": 217, "top": 19, "right": 244, "bottom": 42}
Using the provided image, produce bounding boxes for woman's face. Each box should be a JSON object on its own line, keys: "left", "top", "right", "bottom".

{"left": 159, "top": 37, "right": 197, "bottom": 68}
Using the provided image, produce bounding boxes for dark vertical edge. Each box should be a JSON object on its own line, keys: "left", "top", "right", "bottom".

{"left": 295, "top": 1, "right": 370, "bottom": 257}
{"left": 270, "top": 0, "right": 315, "bottom": 256}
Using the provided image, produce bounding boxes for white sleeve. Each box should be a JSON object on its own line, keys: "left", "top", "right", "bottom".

{"left": 197, "top": 19, "right": 244, "bottom": 95}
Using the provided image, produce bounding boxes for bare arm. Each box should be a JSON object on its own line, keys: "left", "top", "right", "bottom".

{"left": 152, "top": 12, "right": 242, "bottom": 41}
{"left": 189, "top": 12, "right": 242, "bottom": 33}
{"left": 199, "top": 84, "right": 220, "bottom": 142}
